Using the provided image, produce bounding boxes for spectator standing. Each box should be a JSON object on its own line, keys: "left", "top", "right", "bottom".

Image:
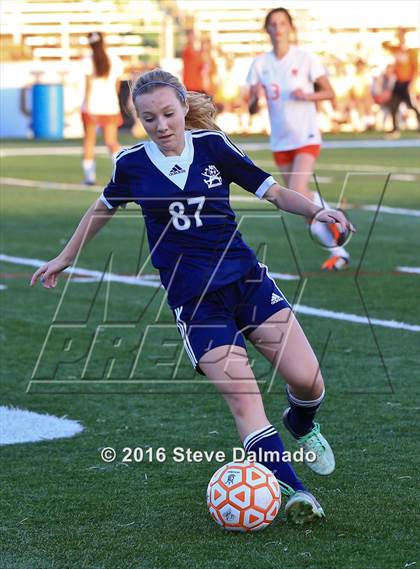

{"left": 181, "top": 30, "right": 206, "bottom": 93}
{"left": 348, "top": 59, "right": 375, "bottom": 131}
{"left": 201, "top": 37, "right": 218, "bottom": 97}
{"left": 382, "top": 28, "right": 420, "bottom": 138}
{"left": 372, "top": 64, "right": 396, "bottom": 130}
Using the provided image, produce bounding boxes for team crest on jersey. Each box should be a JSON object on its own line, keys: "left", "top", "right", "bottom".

{"left": 202, "top": 165, "right": 222, "bottom": 188}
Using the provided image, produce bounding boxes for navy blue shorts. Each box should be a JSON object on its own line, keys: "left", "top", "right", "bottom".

{"left": 172, "top": 262, "right": 291, "bottom": 375}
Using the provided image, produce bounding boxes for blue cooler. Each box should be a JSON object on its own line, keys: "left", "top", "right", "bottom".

{"left": 32, "top": 83, "right": 64, "bottom": 139}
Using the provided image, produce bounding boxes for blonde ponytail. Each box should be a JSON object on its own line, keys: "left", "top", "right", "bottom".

{"left": 185, "top": 91, "right": 221, "bottom": 131}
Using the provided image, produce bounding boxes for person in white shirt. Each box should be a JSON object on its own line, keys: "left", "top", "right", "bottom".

{"left": 81, "top": 32, "right": 124, "bottom": 185}
{"left": 247, "top": 8, "right": 350, "bottom": 271}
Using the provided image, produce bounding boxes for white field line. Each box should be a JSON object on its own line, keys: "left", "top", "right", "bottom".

{"left": 1, "top": 176, "right": 102, "bottom": 192}
{"left": 1, "top": 176, "right": 420, "bottom": 215}
{"left": 0, "top": 253, "right": 159, "bottom": 288}
{"left": 0, "top": 253, "right": 298, "bottom": 283}
{"left": 1, "top": 145, "right": 419, "bottom": 174}
{"left": 360, "top": 205, "right": 420, "bottom": 217}
{"left": 258, "top": 167, "right": 418, "bottom": 182}
{"left": 270, "top": 272, "right": 299, "bottom": 281}
{"left": 1, "top": 253, "right": 419, "bottom": 333}
{"left": 0, "top": 176, "right": 254, "bottom": 199}
{"left": 294, "top": 305, "right": 420, "bottom": 332}
{"left": 389, "top": 174, "right": 417, "bottom": 182}
{"left": 238, "top": 139, "right": 420, "bottom": 151}
{"left": 0, "top": 146, "right": 109, "bottom": 158}
{"left": 397, "top": 266, "right": 420, "bottom": 274}
{"left": 316, "top": 163, "right": 420, "bottom": 175}
{"left": 256, "top": 159, "right": 420, "bottom": 175}
{"left": 304, "top": 176, "right": 334, "bottom": 183}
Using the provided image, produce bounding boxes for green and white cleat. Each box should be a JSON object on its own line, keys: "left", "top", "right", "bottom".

{"left": 283, "top": 409, "right": 335, "bottom": 475}
{"left": 285, "top": 490, "right": 325, "bottom": 525}
{"left": 278, "top": 480, "right": 296, "bottom": 498}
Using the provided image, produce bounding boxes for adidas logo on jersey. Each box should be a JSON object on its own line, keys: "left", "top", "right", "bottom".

{"left": 271, "top": 292, "right": 283, "bottom": 305}
{"left": 169, "top": 164, "right": 186, "bottom": 176}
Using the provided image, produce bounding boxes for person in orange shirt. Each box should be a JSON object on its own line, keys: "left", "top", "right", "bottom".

{"left": 181, "top": 30, "right": 205, "bottom": 93}
{"left": 201, "top": 37, "right": 218, "bottom": 97}
{"left": 382, "top": 28, "right": 420, "bottom": 137}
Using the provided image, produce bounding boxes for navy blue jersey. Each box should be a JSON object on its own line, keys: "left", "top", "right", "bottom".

{"left": 100, "top": 130, "right": 275, "bottom": 308}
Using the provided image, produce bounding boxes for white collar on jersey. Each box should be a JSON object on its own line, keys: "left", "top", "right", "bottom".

{"left": 144, "top": 131, "right": 194, "bottom": 191}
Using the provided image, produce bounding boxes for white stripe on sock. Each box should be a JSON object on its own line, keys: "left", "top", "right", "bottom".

{"left": 245, "top": 429, "right": 277, "bottom": 453}
{"left": 312, "top": 191, "right": 330, "bottom": 209}
{"left": 243, "top": 425, "right": 277, "bottom": 451}
{"left": 287, "top": 386, "right": 325, "bottom": 408}
{"left": 310, "top": 222, "right": 349, "bottom": 258}
{"left": 311, "top": 193, "right": 349, "bottom": 258}
{"left": 329, "top": 246, "right": 349, "bottom": 258}
{"left": 310, "top": 221, "right": 336, "bottom": 247}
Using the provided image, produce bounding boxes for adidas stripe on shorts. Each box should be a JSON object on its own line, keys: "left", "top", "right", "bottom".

{"left": 173, "top": 262, "right": 291, "bottom": 374}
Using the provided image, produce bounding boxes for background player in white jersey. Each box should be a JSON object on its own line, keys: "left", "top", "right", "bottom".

{"left": 30, "top": 69, "right": 354, "bottom": 525}
{"left": 81, "top": 32, "right": 124, "bottom": 185}
{"left": 247, "top": 7, "right": 350, "bottom": 271}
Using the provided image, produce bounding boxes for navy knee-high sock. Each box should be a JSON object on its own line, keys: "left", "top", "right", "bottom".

{"left": 286, "top": 387, "right": 325, "bottom": 437}
{"left": 243, "top": 425, "right": 306, "bottom": 494}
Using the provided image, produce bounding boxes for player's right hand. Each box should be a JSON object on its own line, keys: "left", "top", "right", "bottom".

{"left": 30, "top": 257, "right": 71, "bottom": 289}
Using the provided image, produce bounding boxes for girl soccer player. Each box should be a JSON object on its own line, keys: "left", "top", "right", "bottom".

{"left": 81, "top": 32, "right": 124, "bottom": 185}
{"left": 247, "top": 7, "right": 351, "bottom": 271}
{"left": 30, "top": 68, "right": 354, "bottom": 525}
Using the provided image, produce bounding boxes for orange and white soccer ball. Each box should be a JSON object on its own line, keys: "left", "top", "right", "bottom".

{"left": 206, "top": 461, "right": 281, "bottom": 532}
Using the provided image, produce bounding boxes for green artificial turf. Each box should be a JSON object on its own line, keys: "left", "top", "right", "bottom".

{"left": 0, "top": 134, "right": 419, "bottom": 569}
